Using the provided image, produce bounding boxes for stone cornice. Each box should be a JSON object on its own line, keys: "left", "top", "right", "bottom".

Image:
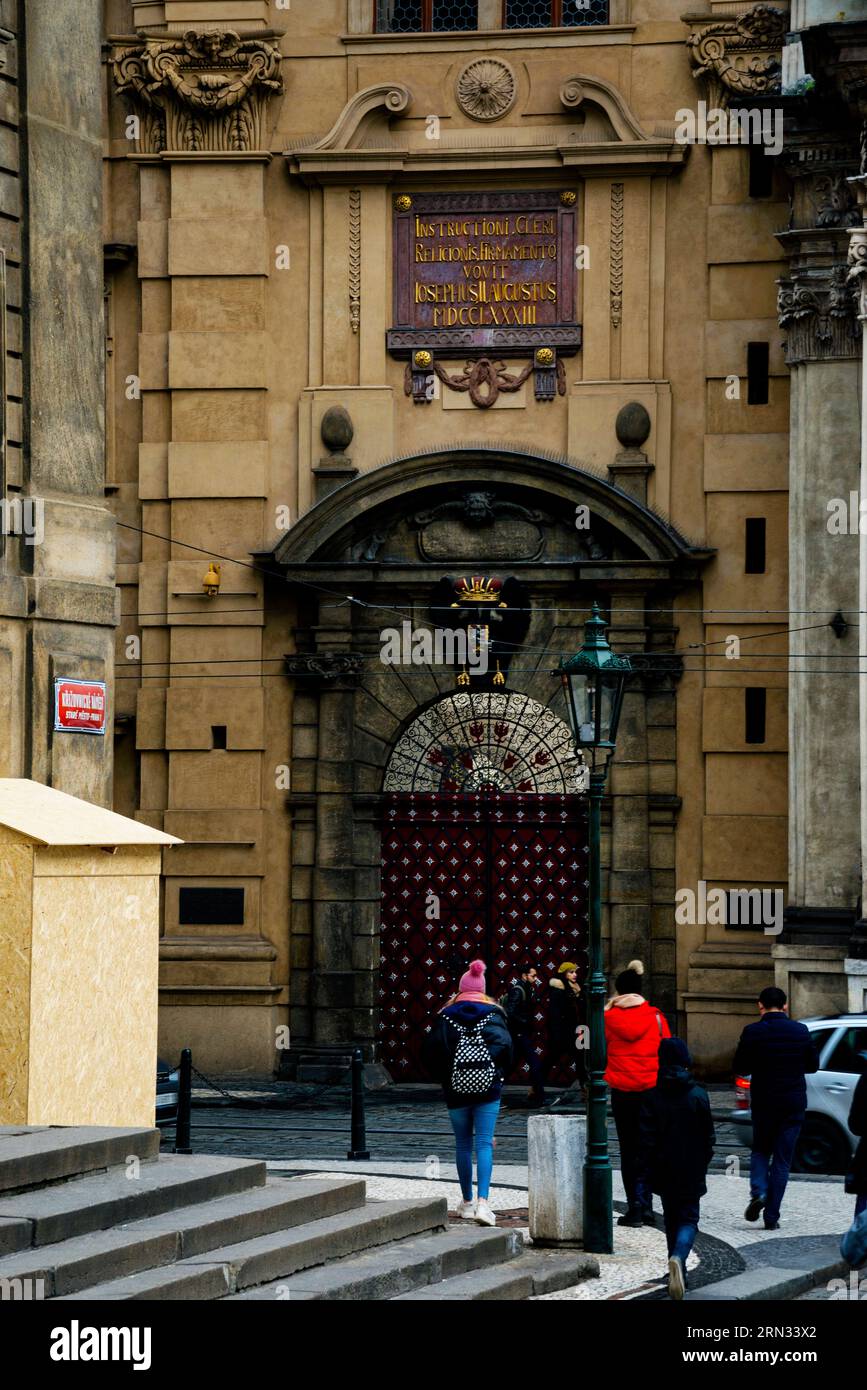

{"left": 286, "top": 76, "right": 687, "bottom": 185}
{"left": 684, "top": 5, "right": 786, "bottom": 109}
{"left": 112, "top": 28, "right": 283, "bottom": 156}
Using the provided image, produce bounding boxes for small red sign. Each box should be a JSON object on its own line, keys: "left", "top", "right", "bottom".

{"left": 54, "top": 679, "right": 107, "bottom": 736}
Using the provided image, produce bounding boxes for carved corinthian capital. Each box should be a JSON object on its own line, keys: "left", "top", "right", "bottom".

{"left": 849, "top": 225, "right": 867, "bottom": 321}
{"left": 686, "top": 5, "right": 786, "bottom": 109}
{"left": 777, "top": 261, "right": 861, "bottom": 364}
{"left": 113, "top": 29, "right": 283, "bottom": 155}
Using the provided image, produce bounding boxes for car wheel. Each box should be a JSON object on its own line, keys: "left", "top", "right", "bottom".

{"left": 793, "top": 1116, "right": 850, "bottom": 1175}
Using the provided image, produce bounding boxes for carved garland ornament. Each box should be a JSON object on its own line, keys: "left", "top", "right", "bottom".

{"left": 686, "top": 5, "right": 786, "bottom": 108}
{"left": 609, "top": 183, "right": 624, "bottom": 330}
{"left": 404, "top": 355, "right": 566, "bottom": 409}
{"left": 455, "top": 59, "right": 517, "bottom": 123}
{"left": 349, "top": 189, "right": 361, "bottom": 335}
{"left": 113, "top": 29, "right": 283, "bottom": 155}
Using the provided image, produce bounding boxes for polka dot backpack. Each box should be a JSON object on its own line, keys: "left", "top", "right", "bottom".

{"left": 445, "top": 1016, "right": 497, "bottom": 1097}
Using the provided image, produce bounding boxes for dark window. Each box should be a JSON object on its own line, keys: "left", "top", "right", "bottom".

{"left": 211, "top": 725, "right": 227, "bottom": 750}
{"left": 375, "top": 0, "right": 476, "bottom": 30}
{"left": 748, "top": 145, "right": 774, "bottom": 199}
{"left": 745, "top": 687, "right": 766, "bottom": 745}
{"left": 824, "top": 1027, "right": 867, "bottom": 1076}
{"left": 745, "top": 517, "right": 766, "bottom": 574}
{"left": 179, "top": 886, "right": 245, "bottom": 927}
{"left": 746, "top": 341, "right": 769, "bottom": 405}
{"left": 374, "top": 0, "right": 610, "bottom": 30}
{"left": 810, "top": 1027, "right": 840, "bottom": 1066}
{"left": 723, "top": 888, "right": 765, "bottom": 931}
{"left": 505, "top": 0, "right": 609, "bottom": 25}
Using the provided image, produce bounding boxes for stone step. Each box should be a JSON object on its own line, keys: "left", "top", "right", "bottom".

{"left": 0, "top": 1127, "right": 159, "bottom": 1196}
{"left": 3, "top": 1176, "right": 366, "bottom": 1298}
{"left": 55, "top": 1196, "right": 447, "bottom": 1300}
{"left": 393, "top": 1251, "right": 599, "bottom": 1300}
{"left": 224, "top": 1225, "right": 522, "bottom": 1301}
{"left": 0, "top": 1154, "right": 267, "bottom": 1251}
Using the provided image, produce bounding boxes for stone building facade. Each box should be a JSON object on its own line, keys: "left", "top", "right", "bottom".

{"left": 102, "top": 0, "right": 815, "bottom": 1076}
{"left": 0, "top": 0, "right": 114, "bottom": 805}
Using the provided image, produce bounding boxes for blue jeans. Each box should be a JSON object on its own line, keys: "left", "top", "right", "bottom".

{"left": 448, "top": 1099, "right": 501, "bottom": 1201}
{"left": 750, "top": 1109, "right": 804, "bottom": 1224}
{"left": 661, "top": 1193, "right": 700, "bottom": 1266}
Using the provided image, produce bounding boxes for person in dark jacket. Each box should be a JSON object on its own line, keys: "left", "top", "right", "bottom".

{"left": 543, "top": 962, "right": 586, "bottom": 1091}
{"left": 847, "top": 1070, "right": 867, "bottom": 1219}
{"left": 635, "top": 1037, "right": 715, "bottom": 1301}
{"left": 732, "top": 986, "right": 819, "bottom": 1230}
{"left": 421, "top": 959, "right": 513, "bottom": 1226}
{"left": 504, "top": 964, "right": 546, "bottom": 1106}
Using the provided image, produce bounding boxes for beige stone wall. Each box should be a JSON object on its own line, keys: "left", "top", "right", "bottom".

{"left": 103, "top": 1, "right": 789, "bottom": 1071}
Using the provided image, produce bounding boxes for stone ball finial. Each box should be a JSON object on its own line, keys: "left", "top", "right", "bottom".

{"left": 321, "top": 405, "right": 354, "bottom": 453}
{"left": 615, "top": 401, "right": 651, "bottom": 451}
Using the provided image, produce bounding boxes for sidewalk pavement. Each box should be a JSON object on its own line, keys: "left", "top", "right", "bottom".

{"left": 265, "top": 1157, "right": 855, "bottom": 1301}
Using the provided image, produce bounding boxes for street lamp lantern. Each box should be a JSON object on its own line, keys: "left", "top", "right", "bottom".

{"left": 559, "top": 603, "right": 632, "bottom": 771}
{"left": 556, "top": 602, "right": 632, "bottom": 1256}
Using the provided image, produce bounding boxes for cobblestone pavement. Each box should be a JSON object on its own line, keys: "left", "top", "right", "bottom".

{"left": 173, "top": 1079, "right": 754, "bottom": 1171}
{"left": 157, "top": 1077, "right": 855, "bottom": 1300}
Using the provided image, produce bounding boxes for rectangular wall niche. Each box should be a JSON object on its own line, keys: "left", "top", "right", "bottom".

{"left": 179, "top": 886, "right": 245, "bottom": 926}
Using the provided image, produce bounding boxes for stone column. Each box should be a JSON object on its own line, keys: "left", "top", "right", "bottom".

{"left": 607, "top": 597, "right": 653, "bottom": 998}
{"left": 287, "top": 619, "right": 367, "bottom": 1050}
{"left": 774, "top": 149, "right": 862, "bottom": 988}
{"left": 848, "top": 186, "right": 867, "bottom": 967}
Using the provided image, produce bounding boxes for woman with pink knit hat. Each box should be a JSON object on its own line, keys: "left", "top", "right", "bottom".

{"left": 421, "top": 959, "right": 513, "bottom": 1226}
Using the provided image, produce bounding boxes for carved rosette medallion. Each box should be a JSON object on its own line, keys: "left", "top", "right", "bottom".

{"left": 686, "top": 5, "right": 786, "bottom": 108}
{"left": 113, "top": 29, "right": 283, "bottom": 155}
{"left": 455, "top": 59, "right": 517, "bottom": 122}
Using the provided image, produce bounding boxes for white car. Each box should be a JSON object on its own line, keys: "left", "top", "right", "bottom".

{"left": 729, "top": 1014, "right": 867, "bottom": 1174}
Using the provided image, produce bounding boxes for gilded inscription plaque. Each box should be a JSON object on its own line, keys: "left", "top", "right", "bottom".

{"left": 388, "top": 191, "right": 581, "bottom": 358}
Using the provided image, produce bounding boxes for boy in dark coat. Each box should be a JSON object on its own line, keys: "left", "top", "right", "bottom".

{"left": 635, "top": 1037, "right": 715, "bottom": 1301}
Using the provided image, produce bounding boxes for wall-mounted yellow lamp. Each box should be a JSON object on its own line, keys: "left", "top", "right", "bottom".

{"left": 202, "top": 562, "right": 221, "bottom": 597}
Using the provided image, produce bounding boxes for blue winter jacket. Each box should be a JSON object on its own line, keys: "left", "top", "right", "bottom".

{"left": 421, "top": 1001, "right": 513, "bottom": 1109}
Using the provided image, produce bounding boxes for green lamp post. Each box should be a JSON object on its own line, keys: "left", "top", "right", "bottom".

{"left": 558, "top": 602, "right": 632, "bottom": 1255}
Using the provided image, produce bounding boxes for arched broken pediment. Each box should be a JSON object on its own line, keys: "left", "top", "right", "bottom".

{"left": 271, "top": 447, "right": 708, "bottom": 572}
{"left": 286, "top": 77, "right": 686, "bottom": 179}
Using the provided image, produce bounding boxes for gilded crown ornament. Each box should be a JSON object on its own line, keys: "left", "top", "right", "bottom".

{"left": 450, "top": 575, "right": 505, "bottom": 605}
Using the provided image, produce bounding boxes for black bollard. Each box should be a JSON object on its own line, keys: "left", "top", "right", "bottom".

{"left": 346, "top": 1048, "right": 370, "bottom": 1160}
{"left": 173, "top": 1047, "right": 193, "bottom": 1155}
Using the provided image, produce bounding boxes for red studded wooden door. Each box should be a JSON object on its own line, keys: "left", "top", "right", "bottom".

{"left": 379, "top": 792, "right": 589, "bottom": 1082}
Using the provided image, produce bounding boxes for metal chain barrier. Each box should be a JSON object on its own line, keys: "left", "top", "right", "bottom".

{"left": 188, "top": 1059, "right": 352, "bottom": 1111}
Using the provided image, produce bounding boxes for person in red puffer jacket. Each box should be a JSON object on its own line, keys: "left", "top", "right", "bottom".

{"left": 605, "top": 959, "right": 671, "bottom": 1228}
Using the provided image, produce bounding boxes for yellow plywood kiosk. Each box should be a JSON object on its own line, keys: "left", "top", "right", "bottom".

{"left": 0, "top": 779, "right": 180, "bottom": 1128}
